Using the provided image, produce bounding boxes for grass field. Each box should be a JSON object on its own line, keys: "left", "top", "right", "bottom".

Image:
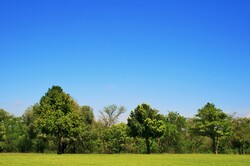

{"left": 0, "top": 153, "right": 249, "bottom": 166}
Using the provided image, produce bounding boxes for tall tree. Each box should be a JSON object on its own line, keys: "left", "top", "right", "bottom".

{"left": 34, "top": 86, "right": 81, "bottom": 154}
{"left": 99, "top": 105, "right": 126, "bottom": 127}
{"left": 127, "top": 103, "right": 165, "bottom": 154}
{"left": 193, "top": 103, "right": 231, "bottom": 154}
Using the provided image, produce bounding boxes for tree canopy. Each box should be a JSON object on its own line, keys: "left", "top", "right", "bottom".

{"left": 127, "top": 103, "right": 165, "bottom": 154}
{"left": 34, "top": 86, "right": 82, "bottom": 154}
{"left": 1, "top": 86, "right": 250, "bottom": 154}
{"left": 193, "top": 103, "right": 232, "bottom": 154}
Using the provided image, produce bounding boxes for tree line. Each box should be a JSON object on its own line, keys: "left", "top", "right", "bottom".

{"left": 0, "top": 86, "right": 249, "bottom": 154}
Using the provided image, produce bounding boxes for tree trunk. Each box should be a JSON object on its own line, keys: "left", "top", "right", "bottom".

{"left": 240, "top": 143, "right": 244, "bottom": 155}
{"left": 57, "top": 142, "right": 61, "bottom": 154}
{"left": 212, "top": 136, "right": 219, "bottom": 155}
{"left": 215, "top": 137, "right": 219, "bottom": 155}
{"left": 145, "top": 137, "right": 150, "bottom": 154}
{"left": 238, "top": 146, "right": 241, "bottom": 154}
{"left": 61, "top": 141, "right": 67, "bottom": 154}
{"left": 57, "top": 137, "right": 62, "bottom": 154}
{"left": 73, "top": 143, "right": 76, "bottom": 154}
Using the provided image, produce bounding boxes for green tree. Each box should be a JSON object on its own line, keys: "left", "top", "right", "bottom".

{"left": 4, "top": 116, "right": 24, "bottom": 152}
{"left": 186, "top": 118, "right": 212, "bottom": 153}
{"left": 80, "top": 106, "right": 94, "bottom": 125}
{"left": 231, "top": 117, "right": 250, "bottom": 154}
{"left": 0, "top": 109, "right": 9, "bottom": 152}
{"left": 99, "top": 105, "right": 126, "bottom": 127}
{"left": 19, "top": 106, "right": 38, "bottom": 152}
{"left": 193, "top": 103, "right": 231, "bottom": 154}
{"left": 0, "top": 109, "right": 30, "bottom": 152}
{"left": 100, "top": 123, "right": 128, "bottom": 153}
{"left": 0, "top": 124, "right": 6, "bottom": 152}
{"left": 34, "top": 86, "right": 82, "bottom": 154}
{"left": 67, "top": 106, "right": 95, "bottom": 153}
{"left": 127, "top": 103, "right": 165, "bottom": 154}
{"left": 158, "top": 112, "right": 186, "bottom": 153}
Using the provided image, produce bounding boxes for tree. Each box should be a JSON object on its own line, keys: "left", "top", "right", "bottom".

{"left": 0, "top": 109, "right": 9, "bottom": 152}
{"left": 80, "top": 106, "right": 94, "bottom": 125}
{"left": 185, "top": 118, "right": 213, "bottom": 153}
{"left": 193, "top": 103, "right": 231, "bottom": 154}
{"left": 158, "top": 112, "right": 187, "bottom": 153}
{"left": 4, "top": 116, "right": 24, "bottom": 152}
{"left": 99, "top": 105, "right": 126, "bottom": 127}
{"left": 67, "top": 106, "right": 95, "bottom": 153}
{"left": 0, "top": 109, "right": 26, "bottom": 152}
{"left": 100, "top": 123, "right": 129, "bottom": 153}
{"left": 34, "top": 86, "right": 82, "bottom": 154}
{"left": 19, "top": 106, "right": 37, "bottom": 152}
{"left": 127, "top": 103, "right": 165, "bottom": 154}
{"left": 107, "top": 123, "right": 129, "bottom": 153}
{"left": 231, "top": 117, "right": 250, "bottom": 154}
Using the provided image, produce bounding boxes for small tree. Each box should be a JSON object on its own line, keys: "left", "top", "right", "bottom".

{"left": 193, "top": 103, "right": 231, "bottom": 154}
{"left": 99, "top": 105, "right": 126, "bottom": 127}
{"left": 127, "top": 103, "right": 165, "bottom": 154}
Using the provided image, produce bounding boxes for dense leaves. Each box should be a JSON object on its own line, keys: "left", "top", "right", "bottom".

{"left": 1, "top": 86, "right": 249, "bottom": 154}
{"left": 34, "top": 86, "right": 82, "bottom": 154}
{"left": 230, "top": 117, "right": 250, "bottom": 154}
{"left": 127, "top": 103, "right": 165, "bottom": 154}
{"left": 193, "top": 103, "right": 232, "bottom": 154}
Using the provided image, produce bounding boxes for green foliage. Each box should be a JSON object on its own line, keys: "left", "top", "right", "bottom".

{"left": 101, "top": 123, "right": 130, "bottom": 153}
{"left": 158, "top": 112, "right": 187, "bottom": 153}
{"left": 124, "top": 137, "right": 147, "bottom": 153}
{"left": 185, "top": 118, "right": 213, "bottom": 153}
{"left": 193, "top": 103, "right": 232, "bottom": 154}
{"left": 230, "top": 117, "right": 250, "bottom": 154}
{"left": 1, "top": 109, "right": 32, "bottom": 152}
{"left": 1, "top": 88, "right": 250, "bottom": 155}
{"left": 0, "top": 109, "right": 8, "bottom": 152}
{"left": 127, "top": 103, "right": 165, "bottom": 154}
{"left": 80, "top": 106, "right": 94, "bottom": 125}
{"left": 34, "top": 86, "right": 82, "bottom": 154}
{"left": 4, "top": 116, "right": 24, "bottom": 152}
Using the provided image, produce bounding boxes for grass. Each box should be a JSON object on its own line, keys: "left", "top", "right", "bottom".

{"left": 0, "top": 153, "right": 249, "bottom": 166}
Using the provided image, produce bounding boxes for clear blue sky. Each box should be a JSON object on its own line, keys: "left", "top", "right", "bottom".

{"left": 1, "top": 0, "right": 250, "bottom": 120}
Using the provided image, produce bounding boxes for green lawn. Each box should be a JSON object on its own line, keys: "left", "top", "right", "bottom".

{"left": 0, "top": 153, "right": 249, "bottom": 166}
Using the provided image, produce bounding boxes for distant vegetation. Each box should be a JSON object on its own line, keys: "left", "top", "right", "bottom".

{"left": 0, "top": 86, "right": 249, "bottom": 154}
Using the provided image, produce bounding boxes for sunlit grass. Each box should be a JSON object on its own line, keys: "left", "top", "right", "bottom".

{"left": 0, "top": 153, "right": 249, "bottom": 166}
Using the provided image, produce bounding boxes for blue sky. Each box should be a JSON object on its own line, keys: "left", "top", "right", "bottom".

{"left": 1, "top": 0, "right": 250, "bottom": 120}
